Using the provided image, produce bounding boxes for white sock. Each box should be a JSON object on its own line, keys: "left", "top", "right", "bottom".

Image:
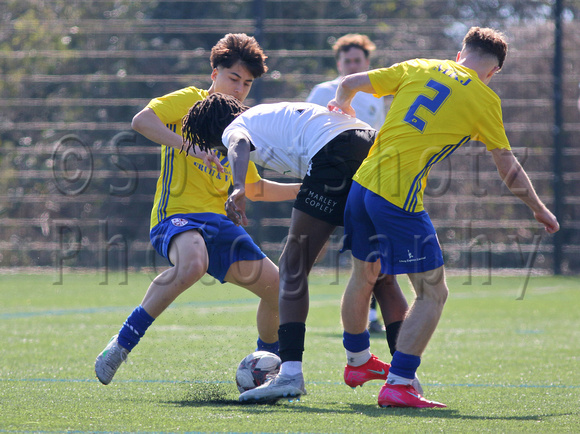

{"left": 346, "top": 348, "right": 372, "bottom": 367}
{"left": 386, "top": 372, "right": 413, "bottom": 386}
{"left": 368, "top": 308, "right": 378, "bottom": 322}
{"left": 279, "top": 361, "right": 302, "bottom": 377}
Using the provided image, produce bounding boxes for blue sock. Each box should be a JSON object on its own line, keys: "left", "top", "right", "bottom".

{"left": 389, "top": 350, "right": 421, "bottom": 379}
{"left": 257, "top": 338, "right": 280, "bottom": 356}
{"left": 343, "top": 330, "right": 370, "bottom": 352}
{"left": 117, "top": 305, "right": 155, "bottom": 352}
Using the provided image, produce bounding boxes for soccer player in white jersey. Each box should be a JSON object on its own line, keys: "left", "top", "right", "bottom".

{"left": 329, "top": 27, "right": 560, "bottom": 408}
{"left": 307, "top": 33, "right": 393, "bottom": 337}
{"left": 307, "top": 34, "right": 386, "bottom": 130}
{"left": 94, "top": 34, "right": 301, "bottom": 386}
{"left": 180, "top": 94, "right": 410, "bottom": 403}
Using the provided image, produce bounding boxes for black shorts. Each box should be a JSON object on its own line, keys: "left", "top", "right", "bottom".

{"left": 293, "top": 129, "right": 376, "bottom": 226}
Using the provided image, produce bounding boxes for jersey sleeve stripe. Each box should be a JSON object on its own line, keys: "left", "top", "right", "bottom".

{"left": 158, "top": 145, "right": 174, "bottom": 222}
{"left": 162, "top": 147, "right": 175, "bottom": 221}
{"left": 157, "top": 146, "right": 169, "bottom": 223}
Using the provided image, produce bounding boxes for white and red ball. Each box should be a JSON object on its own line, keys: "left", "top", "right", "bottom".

{"left": 235, "top": 351, "right": 281, "bottom": 393}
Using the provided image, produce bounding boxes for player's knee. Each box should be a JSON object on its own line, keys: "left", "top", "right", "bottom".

{"left": 432, "top": 283, "right": 449, "bottom": 305}
{"left": 413, "top": 280, "right": 448, "bottom": 306}
{"left": 279, "top": 250, "right": 307, "bottom": 279}
{"left": 175, "top": 259, "right": 207, "bottom": 288}
{"left": 419, "top": 283, "right": 448, "bottom": 307}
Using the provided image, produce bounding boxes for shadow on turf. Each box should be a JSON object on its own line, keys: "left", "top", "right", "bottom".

{"left": 167, "top": 383, "right": 316, "bottom": 409}
{"left": 169, "top": 383, "right": 239, "bottom": 406}
{"left": 167, "top": 384, "right": 568, "bottom": 422}
{"left": 167, "top": 383, "right": 355, "bottom": 412}
{"left": 347, "top": 404, "right": 568, "bottom": 421}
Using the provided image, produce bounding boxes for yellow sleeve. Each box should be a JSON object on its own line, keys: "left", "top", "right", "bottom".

{"left": 368, "top": 62, "right": 409, "bottom": 97}
{"left": 245, "top": 162, "right": 262, "bottom": 183}
{"left": 146, "top": 87, "right": 209, "bottom": 125}
{"left": 473, "top": 104, "right": 511, "bottom": 151}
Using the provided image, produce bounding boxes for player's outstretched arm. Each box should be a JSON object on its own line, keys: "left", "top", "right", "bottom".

{"left": 246, "top": 179, "right": 301, "bottom": 202}
{"left": 132, "top": 107, "right": 223, "bottom": 172}
{"left": 132, "top": 107, "right": 183, "bottom": 150}
{"left": 328, "top": 71, "right": 374, "bottom": 117}
{"left": 490, "top": 148, "right": 560, "bottom": 234}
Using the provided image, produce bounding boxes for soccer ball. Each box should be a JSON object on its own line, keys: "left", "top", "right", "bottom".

{"left": 235, "top": 351, "right": 281, "bottom": 393}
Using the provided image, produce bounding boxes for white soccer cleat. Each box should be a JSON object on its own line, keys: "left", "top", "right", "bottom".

{"left": 238, "top": 373, "right": 306, "bottom": 404}
{"left": 95, "top": 335, "right": 129, "bottom": 385}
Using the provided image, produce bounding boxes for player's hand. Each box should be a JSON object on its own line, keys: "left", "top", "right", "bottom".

{"left": 327, "top": 99, "right": 356, "bottom": 117}
{"left": 534, "top": 207, "right": 560, "bottom": 234}
{"left": 184, "top": 142, "right": 224, "bottom": 173}
{"left": 225, "top": 188, "right": 248, "bottom": 226}
{"left": 201, "top": 150, "right": 224, "bottom": 173}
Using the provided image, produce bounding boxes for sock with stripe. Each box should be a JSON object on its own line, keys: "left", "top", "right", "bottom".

{"left": 117, "top": 305, "right": 155, "bottom": 352}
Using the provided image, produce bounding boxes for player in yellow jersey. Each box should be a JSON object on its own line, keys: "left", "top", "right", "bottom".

{"left": 329, "top": 27, "right": 560, "bottom": 408}
{"left": 95, "top": 34, "right": 301, "bottom": 386}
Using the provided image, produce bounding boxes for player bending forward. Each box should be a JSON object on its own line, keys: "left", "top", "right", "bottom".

{"left": 180, "top": 93, "right": 410, "bottom": 403}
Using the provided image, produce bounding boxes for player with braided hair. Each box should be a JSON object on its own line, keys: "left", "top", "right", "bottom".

{"left": 180, "top": 92, "right": 411, "bottom": 403}
{"left": 181, "top": 95, "right": 249, "bottom": 155}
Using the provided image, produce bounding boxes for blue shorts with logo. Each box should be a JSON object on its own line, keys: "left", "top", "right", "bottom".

{"left": 342, "top": 182, "right": 444, "bottom": 275}
{"left": 150, "top": 213, "right": 266, "bottom": 283}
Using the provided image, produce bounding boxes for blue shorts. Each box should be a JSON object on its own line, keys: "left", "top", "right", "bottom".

{"left": 342, "top": 182, "right": 444, "bottom": 275}
{"left": 150, "top": 213, "right": 266, "bottom": 283}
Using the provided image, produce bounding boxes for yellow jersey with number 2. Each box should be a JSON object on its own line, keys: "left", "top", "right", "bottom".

{"left": 354, "top": 58, "right": 511, "bottom": 213}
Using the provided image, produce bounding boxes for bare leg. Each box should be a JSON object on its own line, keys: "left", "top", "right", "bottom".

{"left": 141, "top": 230, "right": 208, "bottom": 318}
{"left": 224, "top": 257, "right": 280, "bottom": 344}
{"left": 341, "top": 257, "right": 381, "bottom": 334}
{"left": 396, "top": 266, "right": 449, "bottom": 356}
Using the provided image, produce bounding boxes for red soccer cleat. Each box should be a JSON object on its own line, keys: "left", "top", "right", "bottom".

{"left": 378, "top": 383, "right": 446, "bottom": 408}
{"left": 344, "top": 354, "right": 390, "bottom": 388}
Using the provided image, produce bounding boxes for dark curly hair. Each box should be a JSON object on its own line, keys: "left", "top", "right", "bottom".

{"left": 463, "top": 27, "right": 508, "bottom": 70}
{"left": 210, "top": 33, "right": 268, "bottom": 78}
{"left": 181, "top": 93, "right": 249, "bottom": 155}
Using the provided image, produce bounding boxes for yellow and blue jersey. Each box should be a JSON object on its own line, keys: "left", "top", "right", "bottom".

{"left": 147, "top": 86, "right": 261, "bottom": 229}
{"left": 354, "top": 58, "right": 511, "bottom": 213}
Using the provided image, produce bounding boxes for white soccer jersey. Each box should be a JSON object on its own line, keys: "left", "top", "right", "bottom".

{"left": 306, "top": 77, "right": 386, "bottom": 130}
{"left": 221, "top": 102, "right": 374, "bottom": 178}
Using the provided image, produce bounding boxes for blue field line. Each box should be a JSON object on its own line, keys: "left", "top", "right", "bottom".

{"left": 0, "top": 377, "right": 578, "bottom": 389}
{"left": 0, "top": 294, "right": 340, "bottom": 320}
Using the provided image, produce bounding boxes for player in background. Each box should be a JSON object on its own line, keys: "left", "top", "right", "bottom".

{"left": 329, "top": 27, "right": 560, "bottom": 408}
{"left": 307, "top": 33, "right": 385, "bottom": 130}
{"left": 179, "top": 93, "right": 411, "bottom": 403}
{"left": 94, "top": 34, "right": 301, "bottom": 385}
{"left": 307, "top": 33, "right": 393, "bottom": 336}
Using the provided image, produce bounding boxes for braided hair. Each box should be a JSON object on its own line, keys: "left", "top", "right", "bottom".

{"left": 181, "top": 93, "right": 249, "bottom": 155}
